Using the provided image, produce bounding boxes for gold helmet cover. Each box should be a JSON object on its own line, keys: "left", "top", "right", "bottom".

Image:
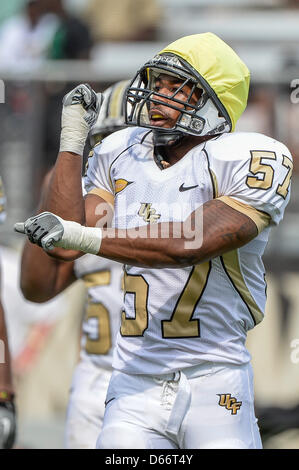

{"left": 126, "top": 32, "right": 250, "bottom": 137}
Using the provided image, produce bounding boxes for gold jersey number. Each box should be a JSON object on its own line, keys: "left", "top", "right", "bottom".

{"left": 246, "top": 150, "right": 293, "bottom": 199}
{"left": 121, "top": 262, "right": 211, "bottom": 338}
{"left": 83, "top": 270, "right": 112, "bottom": 355}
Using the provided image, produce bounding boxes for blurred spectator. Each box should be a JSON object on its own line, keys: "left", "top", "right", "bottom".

{"left": 0, "top": 1, "right": 25, "bottom": 25}
{"left": 284, "top": 0, "right": 299, "bottom": 7}
{"left": 46, "top": 0, "right": 93, "bottom": 59}
{"left": 85, "top": 0, "right": 162, "bottom": 42}
{"left": 0, "top": 0, "right": 58, "bottom": 68}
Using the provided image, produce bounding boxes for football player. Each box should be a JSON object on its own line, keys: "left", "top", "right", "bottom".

{"left": 19, "top": 81, "right": 129, "bottom": 449}
{"left": 15, "top": 33, "right": 293, "bottom": 449}
{"left": 0, "top": 177, "right": 16, "bottom": 449}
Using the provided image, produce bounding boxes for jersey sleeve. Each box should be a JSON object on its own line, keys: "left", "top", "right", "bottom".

{"left": 84, "top": 127, "right": 138, "bottom": 205}
{"left": 84, "top": 141, "right": 115, "bottom": 205}
{"left": 208, "top": 133, "right": 293, "bottom": 228}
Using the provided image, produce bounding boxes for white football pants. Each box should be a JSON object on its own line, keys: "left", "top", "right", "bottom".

{"left": 96, "top": 362, "right": 262, "bottom": 449}
{"left": 64, "top": 360, "right": 112, "bottom": 449}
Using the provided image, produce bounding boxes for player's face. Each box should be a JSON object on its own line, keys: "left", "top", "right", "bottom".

{"left": 149, "top": 74, "right": 201, "bottom": 129}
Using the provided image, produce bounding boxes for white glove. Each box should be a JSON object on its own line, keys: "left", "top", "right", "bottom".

{"left": 14, "top": 212, "right": 102, "bottom": 255}
{"left": 60, "top": 83, "right": 103, "bottom": 156}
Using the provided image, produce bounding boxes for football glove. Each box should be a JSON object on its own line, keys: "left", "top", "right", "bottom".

{"left": 14, "top": 212, "right": 102, "bottom": 255}
{"left": 60, "top": 83, "right": 103, "bottom": 156}
{"left": 0, "top": 401, "right": 16, "bottom": 449}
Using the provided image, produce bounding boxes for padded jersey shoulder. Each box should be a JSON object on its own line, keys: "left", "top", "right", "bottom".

{"left": 92, "top": 127, "right": 152, "bottom": 162}
{"left": 204, "top": 132, "right": 291, "bottom": 163}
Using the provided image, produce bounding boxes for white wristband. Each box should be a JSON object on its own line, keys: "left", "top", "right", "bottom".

{"left": 59, "top": 105, "right": 90, "bottom": 156}
{"left": 54, "top": 221, "right": 102, "bottom": 255}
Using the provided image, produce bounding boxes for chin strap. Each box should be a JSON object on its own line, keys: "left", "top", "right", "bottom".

{"left": 153, "top": 129, "right": 185, "bottom": 169}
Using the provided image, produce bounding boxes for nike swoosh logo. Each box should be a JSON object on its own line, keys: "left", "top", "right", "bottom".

{"left": 179, "top": 183, "right": 199, "bottom": 192}
{"left": 104, "top": 397, "right": 115, "bottom": 407}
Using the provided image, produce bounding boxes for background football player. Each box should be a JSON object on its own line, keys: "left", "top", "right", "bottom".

{"left": 19, "top": 80, "right": 128, "bottom": 449}
{"left": 0, "top": 177, "right": 16, "bottom": 449}
{"left": 15, "top": 33, "right": 293, "bottom": 449}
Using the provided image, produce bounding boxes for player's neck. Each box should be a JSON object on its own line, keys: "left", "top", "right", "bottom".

{"left": 161, "top": 135, "right": 215, "bottom": 168}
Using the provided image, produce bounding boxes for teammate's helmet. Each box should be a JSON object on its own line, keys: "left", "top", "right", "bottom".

{"left": 89, "top": 80, "right": 130, "bottom": 147}
{"left": 126, "top": 33, "right": 250, "bottom": 139}
{"left": 0, "top": 176, "right": 6, "bottom": 224}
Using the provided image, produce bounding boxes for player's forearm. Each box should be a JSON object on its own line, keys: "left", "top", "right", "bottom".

{"left": 15, "top": 200, "right": 258, "bottom": 268}
{"left": 100, "top": 224, "right": 195, "bottom": 268}
{"left": 98, "top": 201, "right": 256, "bottom": 267}
{"left": 99, "top": 200, "right": 258, "bottom": 268}
{"left": 40, "top": 151, "right": 85, "bottom": 262}
{"left": 21, "top": 166, "right": 80, "bottom": 301}
{"left": 21, "top": 241, "right": 60, "bottom": 301}
{"left": 43, "top": 152, "right": 85, "bottom": 224}
{"left": 21, "top": 240, "right": 75, "bottom": 302}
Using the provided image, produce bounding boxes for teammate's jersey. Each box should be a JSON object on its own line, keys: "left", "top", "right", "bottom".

{"left": 74, "top": 254, "right": 123, "bottom": 370}
{"left": 85, "top": 127, "right": 292, "bottom": 375}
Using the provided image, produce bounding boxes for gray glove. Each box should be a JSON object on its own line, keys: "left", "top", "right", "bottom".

{"left": 60, "top": 83, "right": 103, "bottom": 156}
{"left": 15, "top": 212, "right": 102, "bottom": 254}
{"left": 14, "top": 212, "right": 64, "bottom": 251}
{"left": 62, "top": 83, "right": 101, "bottom": 127}
{"left": 0, "top": 401, "right": 16, "bottom": 449}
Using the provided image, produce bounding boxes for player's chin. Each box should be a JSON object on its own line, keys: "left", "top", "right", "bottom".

{"left": 149, "top": 118, "right": 172, "bottom": 128}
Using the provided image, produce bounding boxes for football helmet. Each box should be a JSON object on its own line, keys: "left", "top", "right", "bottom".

{"left": 125, "top": 33, "right": 250, "bottom": 144}
{"left": 89, "top": 80, "right": 130, "bottom": 147}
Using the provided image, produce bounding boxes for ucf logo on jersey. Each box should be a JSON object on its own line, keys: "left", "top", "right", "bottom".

{"left": 218, "top": 394, "right": 242, "bottom": 415}
{"left": 138, "top": 203, "right": 161, "bottom": 224}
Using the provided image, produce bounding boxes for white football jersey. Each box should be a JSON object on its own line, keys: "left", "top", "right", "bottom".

{"left": 85, "top": 127, "right": 292, "bottom": 375}
{"left": 74, "top": 254, "right": 123, "bottom": 370}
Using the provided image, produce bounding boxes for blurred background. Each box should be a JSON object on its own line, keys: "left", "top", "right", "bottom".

{"left": 0, "top": 0, "right": 298, "bottom": 449}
